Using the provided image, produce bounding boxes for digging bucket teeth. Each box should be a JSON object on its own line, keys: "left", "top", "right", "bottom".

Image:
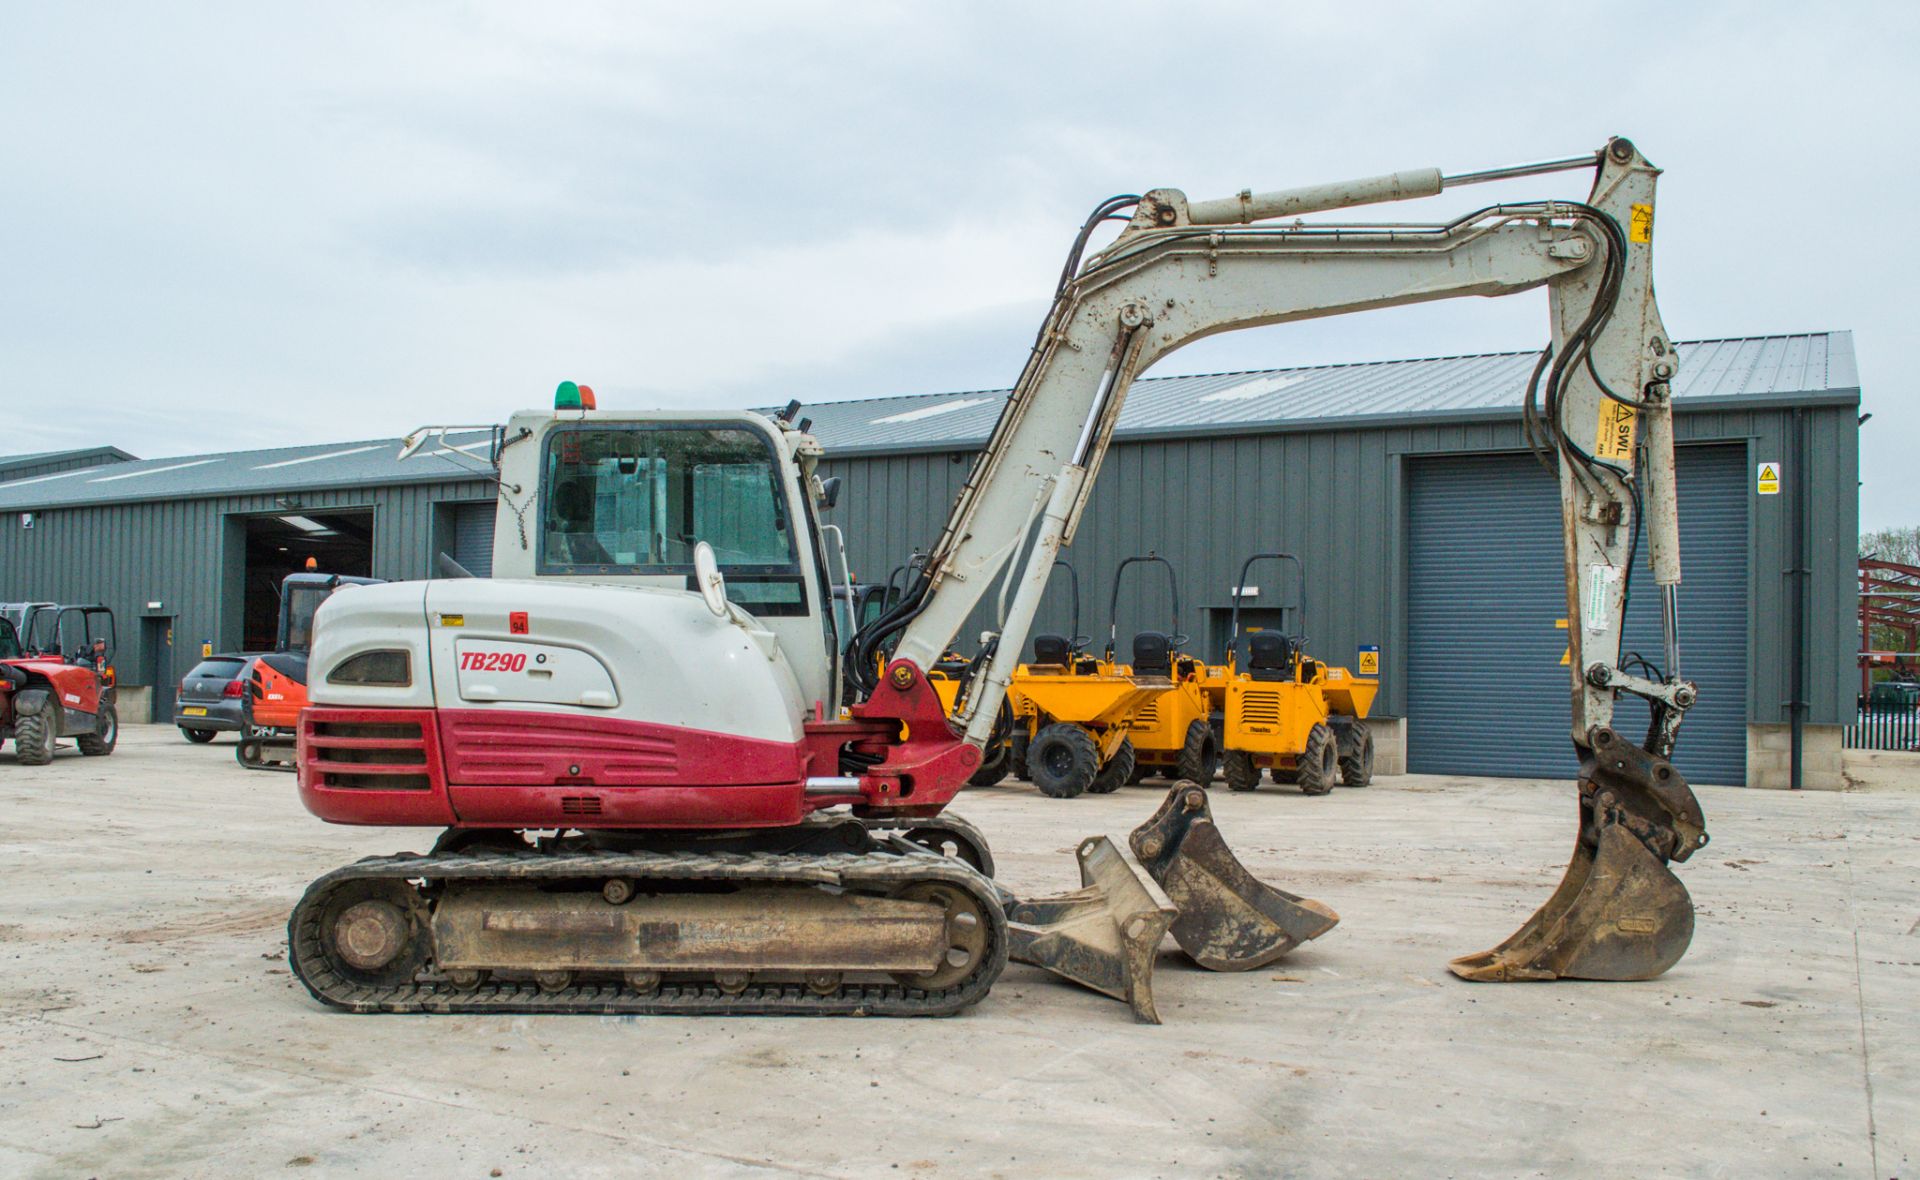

{"left": 1128, "top": 782, "right": 1339, "bottom": 972}
{"left": 1449, "top": 726, "right": 1709, "bottom": 982}
{"left": 1006, "top": 836, "right": 1173, "bottom": 1024}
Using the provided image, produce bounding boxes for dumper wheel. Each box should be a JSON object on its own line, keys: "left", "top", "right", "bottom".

{"left": 968, "top": 737, "right": 1011, "bottom": 788}
{"left": 1337, "top": 722, "right": 1374, "bottom": 787}
{"left": 1295, "top": 724, "right": 1338, "bottom": 796}
{"left": 1126, "top": 757, "right": 1151, "bottom": 785}
{"left": 1222, "top": 749, "right": 1260, "bottom": 792}
{"left": 1176, "top": 719, "right": 1218, "bottom": 785}
{"left": 13, "top": 707, "right": 55, "bottom": 766}
{"left": 1010, "top": 731, "right": 1030, "bottom": 781}
{"left": 1029, "top": 723, "right": 1099, "bottom": 799}
{"left": 1090, "top": 738, "right": 1134, "bottom": 794}
{"left": 77, "top": 703, "right": 117, "bottom": 756}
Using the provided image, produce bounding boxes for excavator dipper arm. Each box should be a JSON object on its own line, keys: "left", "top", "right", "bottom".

{"left": 860, "top": 137, "right": 1704, "bottom": 983}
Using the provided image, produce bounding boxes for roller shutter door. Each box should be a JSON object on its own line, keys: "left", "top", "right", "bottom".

{"left": 451, "top": 502, "right": 496, "bottom": 577}
{"left": 1407, "top": 446, "right": 1748, "bottom": 785}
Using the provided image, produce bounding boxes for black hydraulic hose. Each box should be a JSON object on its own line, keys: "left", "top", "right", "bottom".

{"left": 847, "top": 196, "right": 1144, "bottom": 700}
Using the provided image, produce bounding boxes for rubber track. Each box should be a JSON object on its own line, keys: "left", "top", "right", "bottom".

{"left": 288, "top": 846, "right": 1009, "bottom": 1017}
{"left": 238, "top": 733, "right": 297, "bottom": 773}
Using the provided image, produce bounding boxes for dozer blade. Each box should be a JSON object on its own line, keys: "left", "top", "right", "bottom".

{"left": 1006, "top": 836, "right": 1173, "bottom": 1024}
{"left": 1449, "top": 726, "right": 1707, "bottom": 983}
{"left": 1128, "top": 782, "right": 1338, "bottom": 971}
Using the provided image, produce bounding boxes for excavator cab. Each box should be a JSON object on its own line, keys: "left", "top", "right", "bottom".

{"left": 238, "top": 571, "right": 383, "bottom": 772}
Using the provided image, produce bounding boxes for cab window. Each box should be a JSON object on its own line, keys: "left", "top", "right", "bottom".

{"left": 539, "top": 425, "right": 796, "bottom": 574}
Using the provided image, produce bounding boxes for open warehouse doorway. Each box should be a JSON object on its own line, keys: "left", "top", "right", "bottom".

{"left": 237, "top": 510, "right": 374, "bottom": 650}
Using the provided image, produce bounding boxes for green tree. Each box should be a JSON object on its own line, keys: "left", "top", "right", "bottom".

{"left": 1860, "top": 525, "right": 1920, "bottom": 565}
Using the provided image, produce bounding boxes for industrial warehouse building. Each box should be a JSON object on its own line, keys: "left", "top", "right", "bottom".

{"left": 0, "top": 331, "right": 1860, "bottom": 788}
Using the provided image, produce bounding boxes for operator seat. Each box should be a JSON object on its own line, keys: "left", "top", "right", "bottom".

{"left": 1131, "top": 631, "right": 1173, "bottom": 677}
{"left": 1031, "top": 633, "right": 1071, "bottom": 667}
{"left": 551, "top": 478, "right": 615, "bottom": 565}
{"left": 1246, "top": 631, "right": 1295, "bottom": 682}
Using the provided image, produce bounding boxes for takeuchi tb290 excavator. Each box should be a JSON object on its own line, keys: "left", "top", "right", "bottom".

{"left": 288, "top": 137, "right": 1707, "bottom": 1016}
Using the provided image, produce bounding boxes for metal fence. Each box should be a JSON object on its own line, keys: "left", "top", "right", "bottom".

{"left": 1844, "top": 709, "right": 1920, "bottom": 751}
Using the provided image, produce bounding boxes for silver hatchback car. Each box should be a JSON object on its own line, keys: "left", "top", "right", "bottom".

{"left": 175, "top": 653, "right": 259, "bottom": 742}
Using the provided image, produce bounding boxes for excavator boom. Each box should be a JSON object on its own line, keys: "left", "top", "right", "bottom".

{"left": 860, "top": 136, "right": 1704, "bottom": 982}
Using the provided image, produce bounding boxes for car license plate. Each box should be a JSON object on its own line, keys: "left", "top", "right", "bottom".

{"left": 182, "top": 707, "right": 208, "bottom": 716}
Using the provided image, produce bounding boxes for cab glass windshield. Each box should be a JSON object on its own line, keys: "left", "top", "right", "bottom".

{"left": 539, "top": 425, "right": 796, "bottom": 575}
{"left": 283, "top": 587, "right": 329, "bottom": 653}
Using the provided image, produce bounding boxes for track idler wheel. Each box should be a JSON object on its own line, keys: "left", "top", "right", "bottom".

{"left": 297, "top": 877, "right": 432, "bottom": 990}
{"left": 889, "top": 881, "right": 992, "bottom": 992}
{"left": 1129, "top": 782, "right": 1339, "bottom": 971}
{"left": 1005, "top": 836, "right": 1174, "bottom": 1024}
{"left": 1449, "top": 727, "right": 1708, "bottom": 983}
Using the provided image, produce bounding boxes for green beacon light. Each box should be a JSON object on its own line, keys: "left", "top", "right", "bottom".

{"left": 554, "top": 380, "right": 597, "bottom": 410}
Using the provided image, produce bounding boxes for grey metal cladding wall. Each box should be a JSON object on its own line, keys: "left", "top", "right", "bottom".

{"left": 0, "top": 478, "right": 491, "bottom": 689}
{"left": 821, "top": 430, "right": 1401, "bottom": 691}
{"left": 1405, "top": 446, "right": 1748, "bottom": 784}
{"left": 1672, "top": 403, "right": 1857, "bottom": 725}
{"left": 818, "top": 400, "right": 1857, "bottom": 728}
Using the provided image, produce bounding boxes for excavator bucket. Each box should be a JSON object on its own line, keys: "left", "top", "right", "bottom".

{"left": 1449, "top": 727, "right": 1707, "bottom": 982}
{"left": 1006, "top": 836, "right": 1173, "bottom": 1024}
{"left": 1128, "top": 782, "right": 1338, "bottom": 971}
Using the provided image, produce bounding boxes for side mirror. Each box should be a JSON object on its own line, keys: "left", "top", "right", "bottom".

{"left": 817, "top": 476, "right": 842, "bottom": 511}
{"left": 692, "top": 542, "right": 730, "bottom": 618}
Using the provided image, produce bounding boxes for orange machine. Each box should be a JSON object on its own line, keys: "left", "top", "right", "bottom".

{"left": 237, "top": 571, "right": 381, "bottom": 770}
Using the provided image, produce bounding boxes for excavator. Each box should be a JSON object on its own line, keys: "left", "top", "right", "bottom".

{"left": 287, "top": 137, "right": 1707, "bottom": 1018}
{"left": 238, "top": 568, "right": 383, "bottom": 771}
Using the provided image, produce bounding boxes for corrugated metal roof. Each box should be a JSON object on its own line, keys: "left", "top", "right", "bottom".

{"left": 0, "top": 446, "right": 137, "bottom": 479}
{"left": 0, "top": 331, "right": 1855, "bottom": 511}
{"left": 790, "top": 331, "right": 1858, "bottom": 456}
{"left": 0, "top": 433, "right": 495, "bottom": 511}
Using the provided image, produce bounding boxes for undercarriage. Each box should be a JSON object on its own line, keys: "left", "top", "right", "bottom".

{"left": 289, "top": 822, "right": 1007, "bottom": 1016}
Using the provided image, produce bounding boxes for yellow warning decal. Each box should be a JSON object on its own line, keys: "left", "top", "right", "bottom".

{"left": 439, "top": 613, "right": 466, "bottom": 627}
{"left": 1629, "top": 203, "right": 1653, "bottom": 244}
{"left": 1594, "top": 400, "right": 1638, "bottom": 463}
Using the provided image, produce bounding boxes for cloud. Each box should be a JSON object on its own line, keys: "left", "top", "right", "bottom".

{"left": 1, "top": 0, "right": 1913, "bottom": 525}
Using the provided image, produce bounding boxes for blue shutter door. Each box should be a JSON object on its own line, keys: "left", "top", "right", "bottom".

{"left": 452, "top": 502, "right": 496, "bottom": 577}
{"left": 1407, "top": 446, "right": 1748, "bottom": 785}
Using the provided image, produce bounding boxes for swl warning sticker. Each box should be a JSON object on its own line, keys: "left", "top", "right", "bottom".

{"left": 1595, "top": 401, "right": 1638, "bottom": 463}
{"left": 1629, "top": 203, "right": 1654, "bottom": 243}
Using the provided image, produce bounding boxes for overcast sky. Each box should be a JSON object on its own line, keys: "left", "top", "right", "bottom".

{"left": 3, "top": 2, "right": 1912, "bottom": 526}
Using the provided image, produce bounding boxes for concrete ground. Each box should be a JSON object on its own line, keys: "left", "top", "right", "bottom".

{"left": 1, "top": 726, "right": 1913, "bottom": 1180}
